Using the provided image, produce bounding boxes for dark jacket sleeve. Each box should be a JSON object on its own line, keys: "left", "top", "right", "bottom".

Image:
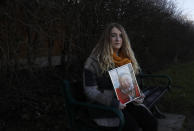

{"left": 83, "top": 57, "right": 119, "bottom": 107}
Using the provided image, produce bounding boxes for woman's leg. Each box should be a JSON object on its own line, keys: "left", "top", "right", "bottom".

{"left": 126, "top": 104, "right": 158, "bottom": 131}
{"left": 122, "top": 108, "right": 141, "bottom": 131}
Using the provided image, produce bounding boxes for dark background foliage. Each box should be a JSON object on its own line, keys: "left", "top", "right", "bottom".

{"left": 0, "top": 0, "right": 194, "bottom": 130}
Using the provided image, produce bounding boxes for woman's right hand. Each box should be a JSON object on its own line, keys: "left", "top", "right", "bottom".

{"left": 119, "top": 102, "right": 126, "bottom": 109}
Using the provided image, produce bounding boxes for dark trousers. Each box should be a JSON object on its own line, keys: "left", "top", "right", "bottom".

{"left": 122, "top": 104, "right": 158, "bottom": 131}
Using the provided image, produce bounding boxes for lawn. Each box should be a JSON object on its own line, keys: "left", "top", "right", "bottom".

{"left": 156, "top": 61, "right": 194, "bottom": 129}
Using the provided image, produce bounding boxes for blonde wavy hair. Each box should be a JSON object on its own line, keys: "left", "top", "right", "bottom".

{"left": 92, "top": 23, "right": 140, "bottom": 74}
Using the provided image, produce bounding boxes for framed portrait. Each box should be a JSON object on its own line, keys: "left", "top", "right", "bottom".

{"left": 108, "top": 63, "right": 142, "bottom": 104}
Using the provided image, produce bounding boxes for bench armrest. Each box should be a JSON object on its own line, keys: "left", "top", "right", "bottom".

{"left": 139, "top": 74, "right": 172, "bottom": 90}
{"left": 71, "top": 100, "right": 125, "bottom": 130}
{"left": 63, "top": 80, "right": 125, "bottom": 131}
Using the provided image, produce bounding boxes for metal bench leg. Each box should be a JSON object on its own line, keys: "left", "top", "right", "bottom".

{"left": 151, "top": 105, "right": 166, "bottom": 119}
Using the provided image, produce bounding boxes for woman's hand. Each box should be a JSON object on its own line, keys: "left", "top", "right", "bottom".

{"left": 134, "top": 93, "right": 145, "bottom": 104}
{"left": 119, "top": 102, "right": 126, "bottom": 109}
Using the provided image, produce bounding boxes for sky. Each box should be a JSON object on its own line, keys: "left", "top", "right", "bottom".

{"left": 173, "top": 0, "right": 194, "bottom": 21}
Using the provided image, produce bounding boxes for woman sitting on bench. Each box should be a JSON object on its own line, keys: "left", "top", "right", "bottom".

{"left": 83, "top": 23, "right": 158, "bottom": 131}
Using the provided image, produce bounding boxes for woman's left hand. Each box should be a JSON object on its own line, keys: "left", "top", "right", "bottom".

{"left": 134, "top": 93, "right": 145, "bottom": 104}
{"left": 119, "top": 102, "right": 126, "bottom": 109}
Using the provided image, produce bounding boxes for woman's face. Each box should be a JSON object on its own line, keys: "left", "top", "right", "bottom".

{"left": 110, "top": 27, "right": 123, "bottom": 53}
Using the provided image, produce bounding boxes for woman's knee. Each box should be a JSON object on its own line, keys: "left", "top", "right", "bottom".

{"left": 145, "top": 117, "right": 158, "bottom": 131}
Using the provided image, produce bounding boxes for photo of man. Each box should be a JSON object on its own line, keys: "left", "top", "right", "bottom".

{"left": 116, "top": 73, "right": 140, "bottom": 104}
{"left": 109, "top": 63, "right": 142, "bottom": 104}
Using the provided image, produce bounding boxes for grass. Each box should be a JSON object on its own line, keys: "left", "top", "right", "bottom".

{"left": 156, "top": 61, "right": 194, "bottom": 129}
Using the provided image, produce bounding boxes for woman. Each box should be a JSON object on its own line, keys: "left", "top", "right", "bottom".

{"left": 83, "top": 23, "right": 158, "bottom": 131}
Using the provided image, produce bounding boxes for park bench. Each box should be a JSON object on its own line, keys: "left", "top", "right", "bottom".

{"left": 62, "top": 73, "right": 172, "bottom": 131}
